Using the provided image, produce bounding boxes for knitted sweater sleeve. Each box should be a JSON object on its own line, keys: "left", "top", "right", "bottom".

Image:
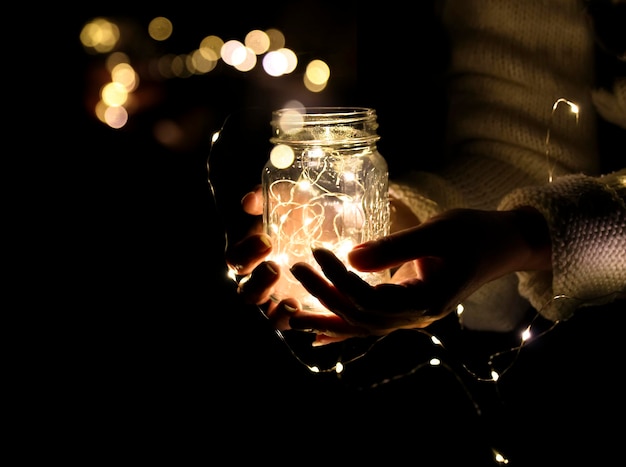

{"left": 498, "top": 170, "right": 626, "bottom": 322}
{"left": 388, "top": 0, "right": 606, "bottom": 331}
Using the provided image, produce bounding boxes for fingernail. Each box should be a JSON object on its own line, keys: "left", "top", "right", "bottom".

{"left": 289, "top": 264, "right": 304, "bottom": 281}
{"left": 241, "top": 191, "right": 255, "bottom": 203}
{"left": 311, "top": 247, "right": 332, "bottom": 262}
{"left": 264, "top": 262, "right": 278, "bottom": 275}
{"left": 284, "top": 304, "right": 298, "bottom": 313}
{"left": 257, "top": 234, "right": 272, "bottom": 252}
{"left": 259, "top": 233, "right": 271, "bottom": 246}
{"left": 348, "top": 242, "right": 373, "bottom": 262}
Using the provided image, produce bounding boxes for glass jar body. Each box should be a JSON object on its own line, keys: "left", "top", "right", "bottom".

{"left": 263, "top": 107, "right": 390, "bottom": 312}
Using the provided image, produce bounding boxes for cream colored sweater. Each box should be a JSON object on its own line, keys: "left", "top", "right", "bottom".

{"left": 389, "top": 0, "right": 626, "bottom": 331}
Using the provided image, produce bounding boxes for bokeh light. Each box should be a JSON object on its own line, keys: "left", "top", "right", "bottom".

{"left": 190, "top": 49, "right": 219, "bottom": 74}
{"left": 245, "top": 29, "right": 271, "bottom": 55}
{"left": 80, "top": 15, "right": 340, "bottom": 130}
{"left": 101, "top": 81, "right": 128, "bottom": 107}
{"left": 305, "top": 59, "right": 330, "bottom": 85}
{"left": 233, "top": 47, "right": 257, "bottom": 72}
{"left": 265, "top": 28, "right": 285, "bottom": 50}
{"left": 111, "top": 63, "right": 139, "bottom": 92}
{"left": 262, "top": 50, "right": 289, "bottom": 76}
{"left": 199, "top": 35, "right": 224, "bottom": 61}
{"left": 80, "top": 17, "right": 120, "bottom": 53}
{"left": 148, "top": 16, "right": 173, "bottom": 41}
{"left": 221, "top": 39, "right": 246, "bottom": 66}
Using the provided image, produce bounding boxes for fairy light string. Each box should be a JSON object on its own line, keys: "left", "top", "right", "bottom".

{"left": 208, "top": 97, "right": 623, "bottom": 466}
{"left": 265, "top": 146, "right": 369, "bottom": 301}
{"left": 545, "top": 97, "right": 580, "bottom": 183}
{"left": 263, "top": 111, "right": 391, "bottom": 310}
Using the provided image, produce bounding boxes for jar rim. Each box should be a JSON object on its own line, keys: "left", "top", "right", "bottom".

{"left": 272, "top": 106, "right": 376, "bottom": 124}
{"left": 270, "top": 107, "right": 379, "bottom": 145}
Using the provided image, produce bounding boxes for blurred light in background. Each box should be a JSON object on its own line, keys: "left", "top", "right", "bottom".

{"left": 80, "top": 16, "right": 332, "bottom": 130}
{"left": 147, "top": 17, "right": 173, "bottom": 41}
{"left": 80, "top": 18, "right": 120, "bottom": 53}
{"left": 304, "top": 59, "right": 330, "bottom": 92}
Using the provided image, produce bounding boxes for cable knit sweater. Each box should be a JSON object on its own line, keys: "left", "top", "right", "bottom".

{"left": 389, "top": 0, "right": 626, "bottom": 331}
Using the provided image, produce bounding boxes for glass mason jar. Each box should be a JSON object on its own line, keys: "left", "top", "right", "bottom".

{"left": 263, "top": 107, "right": 390, "bottom": 312}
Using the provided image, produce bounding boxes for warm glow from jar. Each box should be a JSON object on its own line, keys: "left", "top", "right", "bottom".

{"left": 264, "top": 108, "right": 390, "bottom": 311}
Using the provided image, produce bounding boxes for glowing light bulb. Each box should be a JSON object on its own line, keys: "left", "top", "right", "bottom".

{"left": 297, "top": 179, "right": 311, "bottom": 191}
{"left": 493, "top": 450, "right": 509, "bottom": 464}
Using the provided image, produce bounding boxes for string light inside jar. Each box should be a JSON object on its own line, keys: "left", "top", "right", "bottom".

{"left": 263, "top": 107, "right": 391, "bottom": 311}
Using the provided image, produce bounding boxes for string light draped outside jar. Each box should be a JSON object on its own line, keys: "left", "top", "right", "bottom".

{"left": 263, "top": 107, "right": 390, "bottom": 312}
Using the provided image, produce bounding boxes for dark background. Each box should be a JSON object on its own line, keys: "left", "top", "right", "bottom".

{"left": 28, "top": 2, "right": 625, "bottom": 465}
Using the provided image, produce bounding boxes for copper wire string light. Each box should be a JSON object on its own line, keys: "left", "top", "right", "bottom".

{"left": 545, "top": 98, "right": 580, "bottom": 183}
{"left": 262, "top": 107, "right": 390, "bottom": 310}
{"left": 207, "top": 96, "right": 625, "bottom": 466}
{"left": 81, "top": 11, "right": 623, "bottom": 464}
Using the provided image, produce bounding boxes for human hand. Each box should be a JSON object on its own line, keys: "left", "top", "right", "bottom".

{"left": 286, "top": 207, "right": 552, "bottom": 345}
{"left": 225, "top": 186, "right": 551, "bottom": 346}
{"left": 224, "top": 185, "right": 305, "bottom": 330}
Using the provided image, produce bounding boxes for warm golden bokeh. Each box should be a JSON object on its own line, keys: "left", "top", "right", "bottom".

{"left": 80, "top": 17, "right": 120, "bottom": 53}
{"left": 148, "top": 16, "right": 173, "bottom": 41}
{"left": 81, "top": 15, "right": 338, "bottom": 129}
